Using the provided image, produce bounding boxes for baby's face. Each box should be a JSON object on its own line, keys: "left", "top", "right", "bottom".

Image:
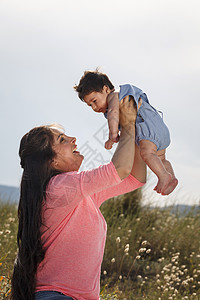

{"left": 83, "top": 86, "right": 109, "bottom": 113}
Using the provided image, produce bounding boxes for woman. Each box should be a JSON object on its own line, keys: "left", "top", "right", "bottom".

{"left": 11, "top": 96, "right": 146, "bottom": 300}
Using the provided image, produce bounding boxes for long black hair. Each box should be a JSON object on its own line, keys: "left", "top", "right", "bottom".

{"left": 11, "top": 125, "right": 61, "bottom": 300}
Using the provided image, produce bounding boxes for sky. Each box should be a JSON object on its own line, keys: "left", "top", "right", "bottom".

{"left": 0, "top": 0, "right": 200, "bottom": 206}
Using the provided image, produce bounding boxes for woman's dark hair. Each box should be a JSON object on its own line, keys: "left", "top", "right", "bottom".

{"left": 74, "top": 69, "right": 115, "bottom": 101}
{"left": 11, "top": 125, "right": 62, "bottom": 300}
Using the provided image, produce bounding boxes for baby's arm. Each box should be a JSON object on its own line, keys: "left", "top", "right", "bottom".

{"left": 105, "top": 92, "right": 120, "bottom": 150}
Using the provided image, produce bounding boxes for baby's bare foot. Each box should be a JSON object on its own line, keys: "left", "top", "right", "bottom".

{"left": 154, "top": 173, "right": 173, "bottom": 194}
{"left": 162, "top": 178, "right": 178, "bottom": 195}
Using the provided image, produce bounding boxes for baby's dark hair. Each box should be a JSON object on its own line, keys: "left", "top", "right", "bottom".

{"left": 74, "top": 69, "right": 114, "bottom": 101}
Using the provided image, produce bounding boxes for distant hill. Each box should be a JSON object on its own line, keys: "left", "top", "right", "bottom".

{"left": 151, "top": 204, "right": 200, "bottom": 215}
{"left": 0, "top": 184, "right": 20, "bottom": 203}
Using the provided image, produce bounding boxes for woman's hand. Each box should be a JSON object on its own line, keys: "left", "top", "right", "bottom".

{"left": 119, "top": 96, "right": 137, "bottom": 129}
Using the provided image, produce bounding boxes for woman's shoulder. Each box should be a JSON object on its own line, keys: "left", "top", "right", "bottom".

{"left": 47, "top": 171, "right": 79, "bottom": 192}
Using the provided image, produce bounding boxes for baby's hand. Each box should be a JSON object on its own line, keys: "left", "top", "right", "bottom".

{"left": 105, "top": 134, "right": 120, "bottom": 150}
{"left": 105, "top": 139, "right": 115, "bottom": 150}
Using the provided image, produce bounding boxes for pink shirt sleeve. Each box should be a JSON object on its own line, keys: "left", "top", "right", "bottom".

{"left": 91, "top": 173, "right": 144, "bottom": 207}
{"left": 46, "top": 162, "right": 122, "bottom": 213}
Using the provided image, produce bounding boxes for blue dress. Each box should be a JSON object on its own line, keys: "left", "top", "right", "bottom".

{"left": 105, "top": 84, "right": 170, "bottom": 151}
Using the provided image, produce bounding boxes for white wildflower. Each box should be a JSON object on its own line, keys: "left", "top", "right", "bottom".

{"left": 116, "top": 237, "right": 121, "bottom": 243}
{"left": 181, "top": 265, "right": 186, "bottom": 269}
{"left": 139, "top": 248, "right": 146, "bottom": 253}
{"left": 137, "top": 275, "right": 142, "bottom": 281}
{"left": 142, "top": 240, "right": 148, "bottom": 246}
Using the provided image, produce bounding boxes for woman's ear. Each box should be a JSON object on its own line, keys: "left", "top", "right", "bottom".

{"left": 51, "top": 159, "right": 58, "bottom": 169}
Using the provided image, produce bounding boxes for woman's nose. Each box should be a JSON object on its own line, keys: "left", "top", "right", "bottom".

{"left": 70, "top": 137, "right": 76, "bottom": 144}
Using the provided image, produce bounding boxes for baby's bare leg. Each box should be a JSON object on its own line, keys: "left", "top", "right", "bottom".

{"left": 157, "top": 150, "right": 178, "bottom": 195}
{"left": 139, "top": 140, "right": 173, "bottom": 194}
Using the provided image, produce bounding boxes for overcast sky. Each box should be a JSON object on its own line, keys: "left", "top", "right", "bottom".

{"left": 0, "top": 0, "right": 199, "bottom": 206}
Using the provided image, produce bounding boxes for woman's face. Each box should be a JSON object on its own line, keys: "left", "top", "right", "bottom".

{"left": 51, "top": 130, "right": 84, "bottom": 172}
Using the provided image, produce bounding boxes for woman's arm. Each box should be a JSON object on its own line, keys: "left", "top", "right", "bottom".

{"left": 112, "top": 96, "right": 136, "bottom": 180}
{"left": 91, "top": 144, "right": 146, "bottom": 208}
{"left": 130, "top": 144, "right": 147, "bottom": 183}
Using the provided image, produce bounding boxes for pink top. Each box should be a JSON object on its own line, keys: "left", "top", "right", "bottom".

{"left": 35, "top": 162, "right": 144, "bottom": 300}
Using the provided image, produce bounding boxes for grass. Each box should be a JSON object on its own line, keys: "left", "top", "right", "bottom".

{"left": 0, "top": 201, "right": 18, "bottom": 299}
{"left": 0, "top": 191, "right": 200, "bottom": 299}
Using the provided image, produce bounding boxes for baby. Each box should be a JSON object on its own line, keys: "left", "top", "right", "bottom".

{"left": 74, "top": 70, "right": 178, "bottom": 196}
